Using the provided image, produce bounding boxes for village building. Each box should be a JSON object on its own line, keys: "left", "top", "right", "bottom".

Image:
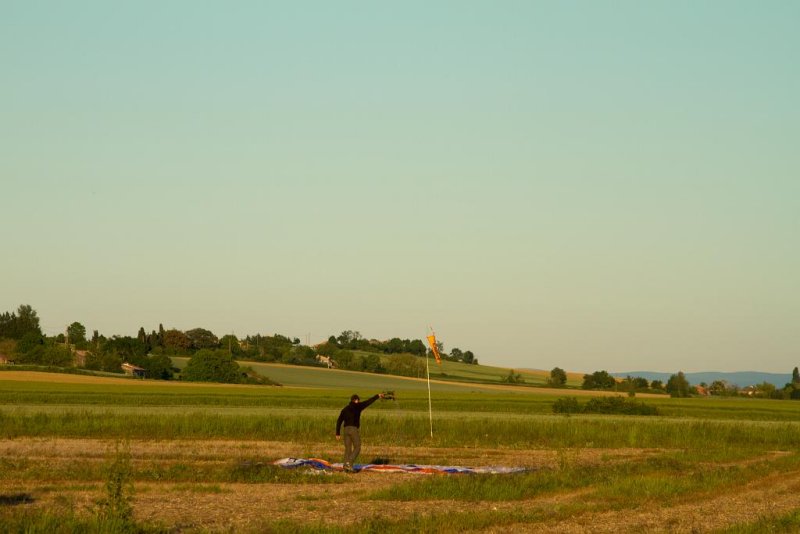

{"left": 121, "top": 362, "right": 146, "bottom": 378}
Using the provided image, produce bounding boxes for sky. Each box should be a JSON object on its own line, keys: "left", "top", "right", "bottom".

{"left": 1, "top": 1, "right": 798, "bottom": 374}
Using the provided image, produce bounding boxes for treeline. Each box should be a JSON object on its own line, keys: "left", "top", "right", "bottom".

{"left": 315, "top": 330, "right": 477, "bottom": 364}
{"left": 0, "top": 305, "right": 477, "bottom": 383}
{"left": 562, "top": 368, "right": 800, "bottom": 400}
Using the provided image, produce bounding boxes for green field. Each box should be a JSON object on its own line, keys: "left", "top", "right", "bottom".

{"left": 173, "top": 354, "right": 575, "bottom": 388}
{"left": 2, "top": 368, "right": 800, "bottom": 533}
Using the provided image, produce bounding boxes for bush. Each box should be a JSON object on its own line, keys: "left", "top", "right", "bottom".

{"left": 552, "top": 397, "right": 581, "bottom": 414}
{"left": 552, "top": 396, "right": 658, "bottom": 416}
{"left": 182, "top": 350, "right": 240, "bottom": 383}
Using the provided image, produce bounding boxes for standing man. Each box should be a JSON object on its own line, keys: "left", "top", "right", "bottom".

{"left": 335, "top": 392, "right": 384, "bottom": 471}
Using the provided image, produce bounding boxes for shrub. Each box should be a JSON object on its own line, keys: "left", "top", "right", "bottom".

{"left": 552, "top": 397, "right": 581, "bottom": 414}
{"left": 182, "top": 350, "right": 240, "bottom": 383}
{"left": 552, "top": 396, "right": 658, "bottom": 416}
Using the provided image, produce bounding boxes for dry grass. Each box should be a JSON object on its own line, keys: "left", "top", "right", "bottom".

{"left": 0, "top": 437, "right": 660, "bottom": 531}
{"left": 6, "top": 437, "right": 798, "bottom": 532}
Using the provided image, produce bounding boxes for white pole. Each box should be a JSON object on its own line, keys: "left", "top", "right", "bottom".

{"left": 426, "top": 348, "right": 433, "bottom": 438}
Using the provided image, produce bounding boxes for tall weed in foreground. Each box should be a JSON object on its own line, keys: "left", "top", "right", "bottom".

{"left": 96, "top": 440, "right": 134, "bottom": 526}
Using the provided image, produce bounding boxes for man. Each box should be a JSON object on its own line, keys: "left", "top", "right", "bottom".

{"left": 335, "top": 392, "right": 384, "bottom": 471}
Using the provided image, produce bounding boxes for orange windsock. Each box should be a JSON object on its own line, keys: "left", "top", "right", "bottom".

{"left": 426, "top": 333, "right": 441, "bottom": 365}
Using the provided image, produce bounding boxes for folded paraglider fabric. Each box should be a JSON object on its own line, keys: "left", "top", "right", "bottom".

{"left": 274, "top": 457, "right": 527, "bottom": 474}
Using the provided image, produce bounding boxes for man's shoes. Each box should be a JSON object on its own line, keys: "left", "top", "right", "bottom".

{"left": 343, "top": 462, "right": 355, "bottom": 473}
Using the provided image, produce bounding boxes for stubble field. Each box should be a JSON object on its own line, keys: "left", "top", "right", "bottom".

{"left": 2, "top": 369, "right": 800, "bottom": 533}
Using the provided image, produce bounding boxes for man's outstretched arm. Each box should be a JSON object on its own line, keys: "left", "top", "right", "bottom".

{"left": 359, "top": 393, "right": 384, "bottom": 410}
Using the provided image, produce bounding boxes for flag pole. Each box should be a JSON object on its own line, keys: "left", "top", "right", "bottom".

{"left": 426, "top": 342, "right": 433, "bottom": 438}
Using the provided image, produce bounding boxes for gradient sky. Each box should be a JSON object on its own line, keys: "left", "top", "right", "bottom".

{"left": 2, "top": 1, "right": 798, "bottom": 373}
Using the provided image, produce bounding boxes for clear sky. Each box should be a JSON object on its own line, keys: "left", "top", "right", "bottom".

{"left": 2, "top": 1, "right": 798, "bottom": 373}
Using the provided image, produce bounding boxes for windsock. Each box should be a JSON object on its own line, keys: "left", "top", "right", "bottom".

{"left": 427, "top": 332, "right": 441, "bottom": 365}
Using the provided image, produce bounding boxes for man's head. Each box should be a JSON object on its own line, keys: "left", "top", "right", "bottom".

{"left": 350, "top": 394, "right": 360, "bottom": 403}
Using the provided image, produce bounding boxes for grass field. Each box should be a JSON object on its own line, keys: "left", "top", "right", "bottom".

{"left": 2, "top": 369, "right": 800, "bottom": 533}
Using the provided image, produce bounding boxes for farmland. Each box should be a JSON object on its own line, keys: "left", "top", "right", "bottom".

{"left": 2, "top": 369, "right": 800, "bottom": 532}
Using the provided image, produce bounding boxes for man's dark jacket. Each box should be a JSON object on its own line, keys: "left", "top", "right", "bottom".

{"left": 336, "top": 395, "right": 379, "bottom": 435}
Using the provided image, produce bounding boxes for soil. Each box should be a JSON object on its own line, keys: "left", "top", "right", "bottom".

{"left": 1, "top": 438, "right": 796, "bottom": 532}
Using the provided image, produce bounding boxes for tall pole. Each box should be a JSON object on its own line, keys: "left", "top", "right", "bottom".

{"left": 426, "top": 344, "right": 433, "bottom": 438}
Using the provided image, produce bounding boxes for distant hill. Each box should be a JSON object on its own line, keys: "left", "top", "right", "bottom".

{"left": 612, "top": 371, "right": 793, "bottom": 388}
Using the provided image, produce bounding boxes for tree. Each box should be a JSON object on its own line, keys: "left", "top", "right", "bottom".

{"left": 67, "top": 322, "right": 87, "bottom": 346}
{"left": 548, "top": 367, "right": 567, "bottom": 387}
{"left": 462, "top": 350, "right": 476, "bottom": 364}
{"left": 182, "top": 350, "right": 240, "bottom": 383}
{"left": 84, "top": 351, "right": 124, "bottom": 373}
{"left": 501, "top": 370, "right": 524, "bottom": 384}
{"left": 666, "top": 371, "right": 692, "bottom": 398}
{"left": 15, "top": 332, "right": 44, "bottom": 355}
{"left": 337, "top": 330, "right": 362, "bottom": 348}
{"left": 0, "top": 304, "right": 42, "bottom": 339}
{"left": 582, "top": 370, "right": 617, "bottom": 390}
{"left": 185, "top": 328, "right": 219, "bottom": 350}
{"left": 101, "top": 336, "right": 147, "bottom": 359}
{"left": 15, "top": 305, "right": 42, "bottom": 338}
{"left": 630, "top": 377, "right": 649, "bottom": 390}
{"left": 145, "top": 353, "right": 174, "bottom": 380}
{"left": 219, "top": 334, "right": 241, "bottom": 356}
{"left": 793, "top": 367, "right": 800, "bottom": 385}
{"left": 407, "top": 339, "right": 427, "bottom": 357}
{"left": 450, "top": 348, "right": 464, "bottom": 361}
{"left": 163, "top": 329, "right": 192, "bottom": 353}
{"left": 385, "top": 338, "right": 404, "bottom": 354}
{"left": 650, "top": 380, "right": 664, "bottom": 391}
{"left": 137, "top": 327, "right": 147, "bottom": 346}
{"left": 755, "top": 381, "right": 777, "bottom": 399}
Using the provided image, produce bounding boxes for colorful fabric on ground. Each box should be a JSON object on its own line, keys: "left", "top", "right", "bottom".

{"left": 274, "top": 457, "right": 527, "bottom": 474}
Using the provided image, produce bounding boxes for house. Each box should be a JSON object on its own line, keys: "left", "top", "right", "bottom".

{"left": 316, "top": 355, "right": 338, "bottom": 369}
{"left": 694, "top": 385, "right": 709, "bottom": 396}
{"left": 121, "top": 362, "right": 146, "bottom": 378}
{"left": 73, "top": 350, "right": 89, "bottom": 367}
{"left": 0, "top": 354, "right": 14, "bottom": 365}
{"left": 741, "top": 385, "right": 758, "bottom": 397}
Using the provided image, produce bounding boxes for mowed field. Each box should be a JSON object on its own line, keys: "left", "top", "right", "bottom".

{"left": 3, "top": 369, "right": 800, "bottom": 533}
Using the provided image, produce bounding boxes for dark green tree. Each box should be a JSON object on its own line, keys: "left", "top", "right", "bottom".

{"left": 666, "top": 371, "right": 692, "bottom": 398}
{"left": 16, "top": 305, "right": 42, "bottom": 338}
{"left": 548, "top": 367, "right": 568, "bottom": 387}
{"left": 163, "top": 329, "right": 192, "bottom": 353}
{"left": 67, "top": 322, "right": 87, "bottom": 346}
{"left": 137, "top": 327, "right": 147, "bottom": 345}
{"left": 501, "top": 369, "right": 524, "bottom": 384}
{"left": 185, "top": 328, "right": 219, "bottom": 350}
{"left": 15, "top": 332, "right": 45, "bottom": 355}
{"left": 182, "top": 350, "right": 241, "bottom": 383}
{"left": 145, "top": 353, "right": 174, "bottom": 380}
{"left": 582, "top": 370, "right": 617, "bottom": 390}
{"left": 793, "top": 367, "right": 800, "bottom": 384}
{"left": 85, "top": 351, "right": 124, "bottom": 373}
{"left": 0, "top": 305, "right": 42, "bottom": 339}
{"left": 219, "top": 334, "right": 241, "bottom": 356}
